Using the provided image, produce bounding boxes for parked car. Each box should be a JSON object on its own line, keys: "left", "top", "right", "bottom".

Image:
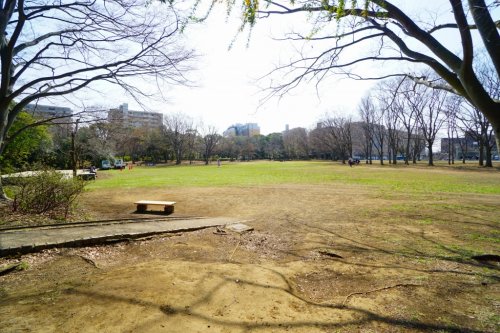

{"left": 114, "top": 159, "right": 126, "bottom": 169}
{"left": 101, "top": 160, "right": 111, "bottom": 170}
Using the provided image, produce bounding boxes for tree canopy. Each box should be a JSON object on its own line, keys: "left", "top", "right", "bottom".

{"left": 0, "top": 111, "right": 51, "bottom": 173}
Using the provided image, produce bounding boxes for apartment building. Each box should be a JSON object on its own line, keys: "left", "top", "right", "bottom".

{"left": 25, "top": 103, "right": 73, "bottom": 120}
{"left": 108, "top": 103, "right": 163, "bottom": 129}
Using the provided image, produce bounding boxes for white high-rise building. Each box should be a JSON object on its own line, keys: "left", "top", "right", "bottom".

{"left": 108, "top": 103, "right": 163, "bottom": 129}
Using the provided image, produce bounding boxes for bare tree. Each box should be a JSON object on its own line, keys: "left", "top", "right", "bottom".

{"left": 163, "top": 113, "right": 195, "bottom": 165}
{"left": 444, "top": 95, "right": 462, "bottom": 164}
{"left": 309, "top": 125, "right": 335, "bottom": 160}
{"left": 371, "top": 119, "right": 386, "bottom": 165}
{"left": 416, "top": 86, "right": 448, "bottom": 166}
{"left": 201, "top": 125, "right": 221, "bottom": 165}
{"left": 396, "top": 79, "right": 424, "bottom": 165}
{"left": 0, "top": 0, "right": 194, "bottom": 199}
{"left": 322, "top": 115, "right": 353, "bottom": 164}
{"left": 283, "top": 127, "right": 309, "bottom": 159}
{"left": 385, "top": 102, "right": 402, "bottom": 164}
{"left": 358, "top": 96, "right": 376, "bottom": 164}
{"left": 457, "top": 102, "right": 495, "bottom": 167}
{"left": 373, "top": 82, "right": 400, "bottom": 165}
{"left": 65, "top": 108, "right": 110, "bottom": 175}
{"left": 214, "top": 0, "right": 500, "bottom": 153}
{"left": 185, "top": 128, "right": 199, "bottom": 164}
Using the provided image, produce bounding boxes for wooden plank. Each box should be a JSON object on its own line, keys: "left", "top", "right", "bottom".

{"left": 134, "top": 200, "right": 176, "bottom": 206}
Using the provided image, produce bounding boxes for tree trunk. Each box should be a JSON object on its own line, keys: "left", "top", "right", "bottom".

{"left": 485, "top": 144, "right": 493, "bottom": 167}
{"left": 495, "top": 125, "right": 500, "bottom": 161}
{"left": 71, "top": 132, "right": 77, "bottom": 177}
{"left": 71, "top": 119, "right": 80, "bottom": 177}
{"left": 427, "top": 142, "right": 434, "bottom": 166}
{"left": 451, "top": 144, "right": 455, "bottom": 164}
{"left": 175, "top": 147, "right": 182, "bottom": 165}
{"left": 405, "top": 139, "right": 410, "bottom": 165}
{"left": 448, "top": 135, "right": 453, "bottom": 165}
{"left": 478, "top": 141, "right": 484, "bottom": 166}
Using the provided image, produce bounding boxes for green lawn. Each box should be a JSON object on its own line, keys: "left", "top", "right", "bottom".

{"left": 88, "top": 161, "right": 500, "bottom": 195}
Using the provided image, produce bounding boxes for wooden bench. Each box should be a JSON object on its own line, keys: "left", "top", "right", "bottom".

{"left": 77, "top": 172, "right": 96, "bottom": 181}
{"left": 134, "top": 200, "right": 176, "bottom": 214}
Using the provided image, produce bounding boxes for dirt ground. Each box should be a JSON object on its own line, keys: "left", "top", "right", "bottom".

{"left": 1, "top": 184, "right": 499, "bottom": 332}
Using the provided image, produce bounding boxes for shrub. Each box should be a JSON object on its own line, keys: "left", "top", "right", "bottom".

{"left": 11, "top": 170, "right": 86, "bottom": 218}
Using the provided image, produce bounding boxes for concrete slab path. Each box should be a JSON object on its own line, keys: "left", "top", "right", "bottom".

{"left": 0, "top": 217, "right": 236, "bottom": 256}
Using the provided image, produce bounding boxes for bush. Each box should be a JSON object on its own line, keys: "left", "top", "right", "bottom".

{"left": 11, "top": 170, "right": 86, "bottom": 218}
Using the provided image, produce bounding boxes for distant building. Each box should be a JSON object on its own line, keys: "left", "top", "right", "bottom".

{"left": 25, "top": 103, "right": 73, "bottom": 135}
{"left": 441, "top": 133, "right": 497, "bottom": 160}
{"left": 223, "top": 123, "right": 260, "bottom": 137}
{"left": 25, "top": 103, "right": 73, "bottom": 120}
{"left": 108, "top": 103, "right": 163, "bottom": 129}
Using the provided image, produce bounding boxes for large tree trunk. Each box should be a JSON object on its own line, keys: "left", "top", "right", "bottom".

{"left": 427, "top": 142, "right": 434, "bottom": 166}
{"left": 405, "top": 136, "right": 410, "bottom": 165}
{"left": 478, "top": 141, "right": 484, "bottom": 166}
{"left": 485, "top": 143, "right": 493, "bottom": 167}
{"left": 494, "top": 125, "right": 500, "bottom": 165}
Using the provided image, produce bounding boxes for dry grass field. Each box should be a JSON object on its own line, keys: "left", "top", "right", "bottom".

{"left": 1, "top": 161, "right": 499, "bottom": 332}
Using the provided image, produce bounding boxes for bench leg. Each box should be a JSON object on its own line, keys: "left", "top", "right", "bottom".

{"left": 164, "top": 205, "right": 174, "bottom": 215}
{"left": 136, "top": 204, "right": 148, "bottom": 212}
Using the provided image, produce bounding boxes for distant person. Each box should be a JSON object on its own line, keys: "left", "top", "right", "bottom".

{"left": 217, "top": 158, "right": 221, "bottom": 167}
{"left": 348, "top": 158, "right": 354, "bottom": 167}
{"left": 90, "top": 165, "right": 97, "bottom": 178}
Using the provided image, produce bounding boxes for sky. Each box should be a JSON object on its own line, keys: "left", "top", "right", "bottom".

{"left": 58, "top": 1, "right": 498, "bottom": 136}
{"left": 104, "top": 2, "right": 378, "bottom": 135}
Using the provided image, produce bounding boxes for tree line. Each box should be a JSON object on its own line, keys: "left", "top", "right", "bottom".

{"left": 4, "top": 73, "right": 497, "bottom": 171}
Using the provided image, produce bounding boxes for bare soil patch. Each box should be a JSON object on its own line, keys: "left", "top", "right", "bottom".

{"left": 1, "top": 184, "right": 499, "bottom": 332}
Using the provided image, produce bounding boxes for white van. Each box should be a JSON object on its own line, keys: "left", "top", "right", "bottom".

{"left": 114, "top": 159, "right": 126, "bottom": 169}
{"left": 101, "top": 160, "right": 111, "bottom": 170}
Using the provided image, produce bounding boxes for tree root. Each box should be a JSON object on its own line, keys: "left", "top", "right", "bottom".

{"left": 342, "top": 283, "right": 422, "bottom": 307}
{"left": 75, "top": 255, "right": 100, "bottom": 269}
